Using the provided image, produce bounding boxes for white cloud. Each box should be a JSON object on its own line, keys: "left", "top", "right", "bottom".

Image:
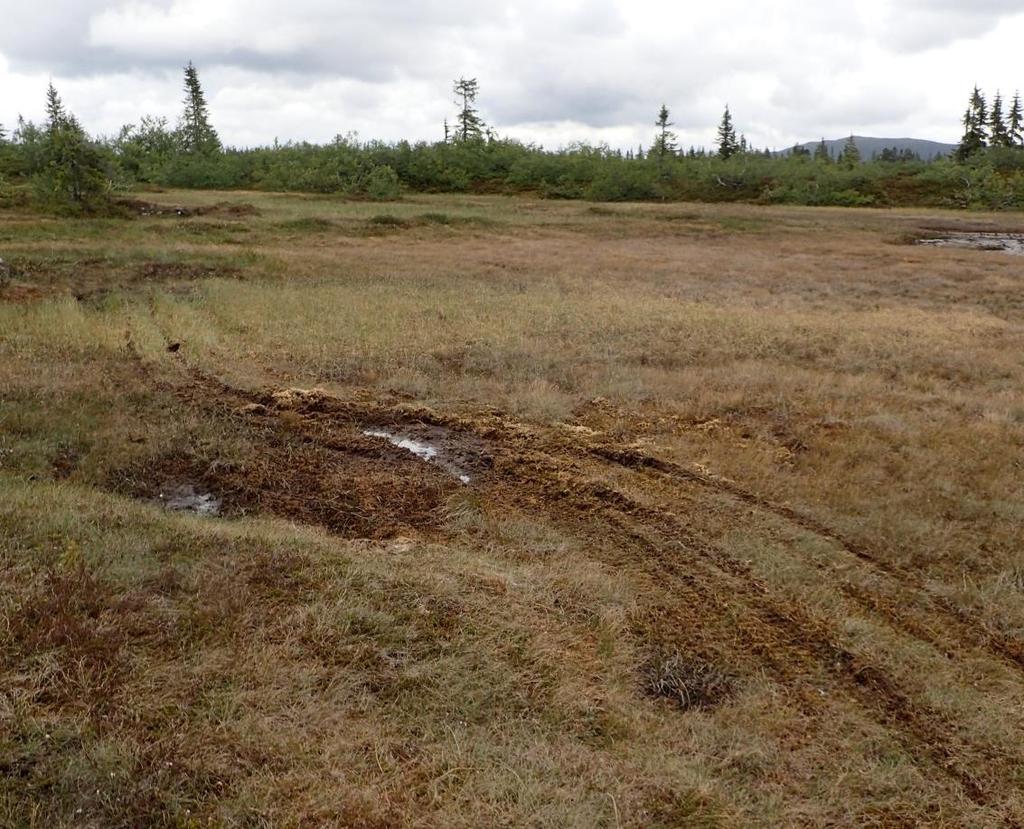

{"left": 1, "top": 0, "right": 1023, "bottom": 149}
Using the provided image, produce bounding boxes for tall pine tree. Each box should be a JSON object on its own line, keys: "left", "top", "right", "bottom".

{"left": 1008, "top": 92, "right": 1023, "bottom": 147}
{"left": 716, "top": 106, "right": 739, "bottom": 159}
{"left": 956, "top": 86, "right": 988, "bottom": 161}
{"left": 653, "top": 104, "right": 677, "bottom": 160}
{"left": 178, "top": 62, "right": 221, "bottom": 154}
{"left": 990, "top": 91, "right": 1010, "bottom": 147}
{"left": 452, "top": 78, "right": 484, "bottom": 142}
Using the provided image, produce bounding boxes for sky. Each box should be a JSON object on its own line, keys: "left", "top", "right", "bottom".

{"left": 1, "top": 0, "right": 1023, "bottom": 151}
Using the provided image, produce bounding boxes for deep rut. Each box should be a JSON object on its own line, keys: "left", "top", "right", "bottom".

{"left": 159, "top": 363, "right": 1023, "bottom": 814}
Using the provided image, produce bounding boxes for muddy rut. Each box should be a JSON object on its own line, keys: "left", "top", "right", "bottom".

{"left": 144, "top": 359, "right": 1024, "bottom": 818}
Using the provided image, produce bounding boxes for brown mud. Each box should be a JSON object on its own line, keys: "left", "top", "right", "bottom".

{"left": 111, "top": 353, "right": 1024, "bottom": 814}
{"left": 115, "top": 198, "right": 262, "bottom": 218}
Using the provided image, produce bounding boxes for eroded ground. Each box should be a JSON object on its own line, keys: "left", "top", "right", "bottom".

{"left": 2, "top": 193, "right": 1024, "bottom": 827}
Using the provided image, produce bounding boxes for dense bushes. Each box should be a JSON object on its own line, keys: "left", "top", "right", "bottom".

{"left": 4, "top": 115, "right": 1024, "bottom": 210}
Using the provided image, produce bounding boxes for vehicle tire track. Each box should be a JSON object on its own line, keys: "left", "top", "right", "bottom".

{"left": 159, "top": 367, "right": 1018, "bottom": 809}
{"left": 587, "top": 444, "right": 1024, "bottom": 674}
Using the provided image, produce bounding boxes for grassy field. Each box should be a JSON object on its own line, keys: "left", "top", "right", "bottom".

{"left": 2, "top": 191, "right": 1023, "bottom": 827}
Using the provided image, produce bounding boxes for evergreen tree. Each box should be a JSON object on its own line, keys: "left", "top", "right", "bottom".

{"left": 956, "top": 86, "right": 989, "bottom": 161}
{"left": 814, "top": 138, "right": 831, "bottom": 163}
{"left": 716, "top": 106, "right": 739, "bottom": 159}
{"left": 453, "top": 77, "right": 484, "bottom": 142}
{"left": 838, "top": 135, "right": 861, "bottom": 167}
{"left": 34, "top": 83, "right": 110, "bottom": 214}
{"left": 990, "top": 91, "right": 1010, "bottom": 147}
{"left": 45, "top": 83, "right": 67, "bottom": 128}
{"left": 1008, "top": 92, "right": 1023, "bottom": 147}
{"left": 178, "top": 62, "right": 221, "bottom": 154}
{"left": 653, "top": 104, "right": 677, "bottom": 160}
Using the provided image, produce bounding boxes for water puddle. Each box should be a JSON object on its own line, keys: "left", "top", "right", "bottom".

{"left": 916, "top": 232, "right": 1024, "bottom": 255}
{"left": 156, "top": 484, "right": 221, "bottom": 516}
{"left": 363, "top": 428, "right": 473, "bottom": 484}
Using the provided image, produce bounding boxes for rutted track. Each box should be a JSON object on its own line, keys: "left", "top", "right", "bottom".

{"left": 158, "top": 361, "right": 1024, "bottom": 815}
{"left": 588, "top": 445, "right": 1024, "bottom": 673}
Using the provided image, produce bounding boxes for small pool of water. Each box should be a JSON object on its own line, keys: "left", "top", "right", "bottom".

{"left": 916, "top": 232, "right": 1024, "bottom": 255}
{"left": 157, "top": 484, "right": 221, "bottom": 516}
{"left": 363, "top": 429, "right": 472, "bottom": 484}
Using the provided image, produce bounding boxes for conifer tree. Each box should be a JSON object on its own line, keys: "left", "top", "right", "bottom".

{"left": 838, "top": 135, "right": 861, "bottom": 167}
{"left": 990, "top": 91, "right": 1010, "bottom": 147}
{"left": 716, "top": 106, "right": 739, "bottom": 159}
{"left": 452, "top": 78, "right": 484, "bottom": 142}
{"left": 956, "top": 86, "right": 989, "bottom": 161}
{"left": 653, "top": 104, "right": 677, "bottom": 160}
{"left": 1008, "top": 92, "right": 1023, "bottom": 147}
{"left": 814, "top": 138, "right": 830, "bottom": 163}
{"left": 178, "top": 62, "right": 221, "bottom": 154}
{"left": 34, "top": 83, "right": 110, "bottom": 214}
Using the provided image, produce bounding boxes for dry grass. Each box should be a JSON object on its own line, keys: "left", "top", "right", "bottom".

{"left": 2, "top": 191, "right": 1023, "bottom": 826}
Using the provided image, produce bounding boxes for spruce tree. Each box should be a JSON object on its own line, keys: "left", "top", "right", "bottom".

{"left": 653, "top": 104, "right": 677, "bottom": 160}
{"left": 178, "top": 62, "right": 221, "bottom": 154}
{"left": 814, "top": 138, "right": 831, "bottom": 163}
{"left": 956, "top": 86, "right": 988, "bottom": 161}
{"left": 1008, "top": 92, "right": 1023, "bottom": 147}
{"left": 34, "top": 83, "right": 110, "bottom": 214}
{"left": 990, "top": 91, "right": 1010, "bottom": 147}
{"left": 716, "top": 106, "right": 739, "bottom": 159}
{"left": 452, "top": 78, "right": 484, "bottom": 142}
{"left": 838, "top": 135, "right": 861, "bottom": 167}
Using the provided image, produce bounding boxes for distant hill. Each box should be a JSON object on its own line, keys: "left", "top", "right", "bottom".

{"left": 778, "top": 136, "right": 957, "bottom": 161}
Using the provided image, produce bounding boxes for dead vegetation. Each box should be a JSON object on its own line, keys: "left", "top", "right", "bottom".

{"left": 642, "top": 651, "right": 733, "bottom": 710}
{"left": 2, "top": 191, "right": 1024, "bottom": 826}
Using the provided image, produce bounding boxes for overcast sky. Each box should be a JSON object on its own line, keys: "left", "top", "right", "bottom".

{"left": 2, "top": 1, "right": 1023, "bottom": 151}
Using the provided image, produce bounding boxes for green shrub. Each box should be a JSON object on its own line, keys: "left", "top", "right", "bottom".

{"left": 363, "top": 164, "right": 402, "bottom": 200}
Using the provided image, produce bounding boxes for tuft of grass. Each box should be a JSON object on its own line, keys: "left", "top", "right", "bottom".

{"left": 276, "top": 216, "right": 335, "bottom": 232}
{"left": 367, "top": 214, "right": 410, "bottom": 228}
{"left": 417, "top": 211, "right": 452, "bottom": 225}
{"left": 642, "top": 651, "right": 733, "bottom": 710}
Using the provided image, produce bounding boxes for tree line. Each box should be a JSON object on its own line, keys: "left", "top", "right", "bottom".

{"left": 3, "top": 67, "right": 1024, "bottom": 214}
{"left": 956, "top": 86, "right": 1024, "bottom": 160}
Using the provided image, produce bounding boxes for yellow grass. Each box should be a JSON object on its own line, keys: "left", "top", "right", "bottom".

{"left": 2, "top": 191, "right": 1023, "bottom": 826}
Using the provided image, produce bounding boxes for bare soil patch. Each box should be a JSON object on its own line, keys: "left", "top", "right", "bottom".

{"left": 110, "top": 388, "right": 467, "bottom": 538}
{"left": 115, "top": 198, "right": 262, "bottom": 218}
